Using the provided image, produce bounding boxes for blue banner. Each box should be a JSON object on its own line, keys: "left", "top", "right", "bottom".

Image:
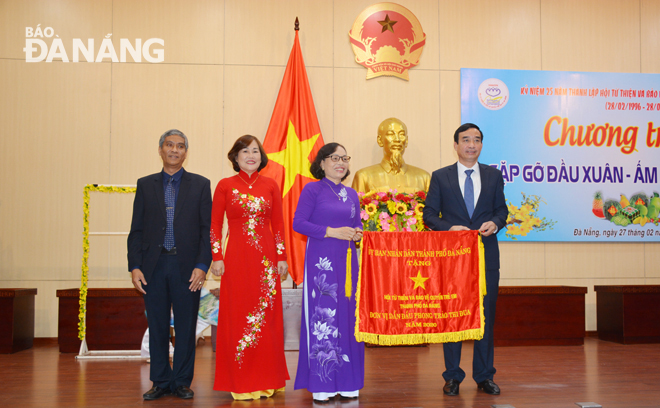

{"left": 461, "top": 68, "right": 660, "bottom": 242}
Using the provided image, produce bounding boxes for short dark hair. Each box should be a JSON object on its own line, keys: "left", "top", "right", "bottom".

{"left": 159, "top": 129, "right": 188, "bottom": 149}
{"left": 453, "top": 123, "right": 483, "bottom": 143}
{"left": 227, "top": 135, "right": 268, "bottom": 172}
{"left": 310, "top": 142, "right": 350, "bottom": 181}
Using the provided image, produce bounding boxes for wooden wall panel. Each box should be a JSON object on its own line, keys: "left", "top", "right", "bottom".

{"left": 225, "top": 0, "right": 333, "bottom": 67}
{"left": 541, "top": 0, "right": 641, "bottom": 72}
{"left": 82, "top": 192, "right": 136, "bottom": 283}
{"left": 113, "top": 0, "right": 224, "bottom": 65}
{"left": 641, "top": 0, "right": 660, "bottom": 73}
{"left": 439, "top": 0, "right": 542, "bottom": 71}
{"left": 500, "top": 242, "right": 546, "bottom": 279}
{"left": 545, "top": 243, "right": 646, "bottom": 279}
{"left": 439, "top": 70, "right": 459, "bottom": 167}
{"left": 109, "top": 63, "right": 225, "bottom": 186}
{"left": 0, "top": 0, "right": 112, "bottom": 60}
{"left": 501, "top": 278, "right": 548, "bottom": 286}
{"left": 645, "top": 243, "right": 660, "bottom": 278}
{"left": 0, "top": 60, "right": 111, "bottom": 280}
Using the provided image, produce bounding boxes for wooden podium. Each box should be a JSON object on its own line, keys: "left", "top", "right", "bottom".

{"left": 0, "top": 288, "right": 37, "bottom": 353}
{"left": 57, "top": 288, "right": 148, "bottom": 353}
{"left": 494, "top": 286, "right": 587, "bottom": 346}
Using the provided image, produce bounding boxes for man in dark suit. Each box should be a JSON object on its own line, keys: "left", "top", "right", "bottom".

{"left": 423, "top": 123, "right": 508, "bottom": 396}
{"left": 128, "top": 129, "right": 212, "bottom": 400}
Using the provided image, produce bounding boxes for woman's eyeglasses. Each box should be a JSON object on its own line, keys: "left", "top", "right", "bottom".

{"left": 326, "top": 154, "right": 351, "bottom": 163}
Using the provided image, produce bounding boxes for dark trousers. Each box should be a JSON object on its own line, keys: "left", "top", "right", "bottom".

{"left": 144, "top": 253, "right": 200, "bottom": 390}
{"left": 442, "top": 268, "right": 500, "bottom": 384}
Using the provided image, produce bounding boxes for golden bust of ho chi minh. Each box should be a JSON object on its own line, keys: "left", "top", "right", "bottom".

{"left": 352, "top": 118, "right": 431, "bottom": 194}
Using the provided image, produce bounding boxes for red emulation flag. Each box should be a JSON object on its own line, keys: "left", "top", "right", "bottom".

{"left": 260, "top": 26, "right": 325, "bottom": 285}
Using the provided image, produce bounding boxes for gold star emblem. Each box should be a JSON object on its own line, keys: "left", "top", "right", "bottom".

{"left": 409, "top": 271, "right": 429, "bottom": 290}
{"left": 267, "top": 120, "right": 320, "bottom": 197}
{"left": 378, "top": 14, "right": 397, "bottom": 33}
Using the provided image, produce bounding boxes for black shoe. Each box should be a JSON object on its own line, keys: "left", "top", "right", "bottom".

{"left": 477, "top": 379, "right": 501, "bottom": 395}
{"left": 174, "top": 385, "right": 194, "bottom": 399}
{"left": 443, "top": 379, "right": 460, "bottom": 396}
{"left": 143, "top": 386, "right": 171, "bottom": 400}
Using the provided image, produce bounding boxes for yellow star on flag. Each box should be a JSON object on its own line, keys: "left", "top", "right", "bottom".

{"left": 409, "top": 271, "right": 429, "bottom": 290}
{"left": 267, "top": 120, "right": 320, "bottom": 197}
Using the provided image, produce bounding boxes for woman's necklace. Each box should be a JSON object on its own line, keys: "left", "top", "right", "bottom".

{"left": 323, "top": 179, "right": 342, "bottom": 201}
{"left": 238, "top": 173, "right": 259, "bottom": 189}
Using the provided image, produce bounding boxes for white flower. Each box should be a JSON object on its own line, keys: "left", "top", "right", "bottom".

{"left": 313, "top": 321, "right": 333, "bottom": 341}
{"left": 338, "top": 188, "right": 348, "bottom": 202}
{"left": 316, "top": 257, "right": 333, "bottom": 271}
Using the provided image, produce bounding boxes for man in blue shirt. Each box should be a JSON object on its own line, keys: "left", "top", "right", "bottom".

{"left": 128, "top": 129, "right": 212, "bottom": 400}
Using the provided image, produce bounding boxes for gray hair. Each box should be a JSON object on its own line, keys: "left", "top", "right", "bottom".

{"left": 159, "top": 129, "right": 189, "bottom": 149}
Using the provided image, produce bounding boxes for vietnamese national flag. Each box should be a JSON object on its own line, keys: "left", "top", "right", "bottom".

{"left": 260, "top": 27, "right": 324, "bottom": 285}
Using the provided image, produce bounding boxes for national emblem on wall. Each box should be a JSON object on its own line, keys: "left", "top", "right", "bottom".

{"left": 348, "top": 2, "right": 426, "bottom": 80}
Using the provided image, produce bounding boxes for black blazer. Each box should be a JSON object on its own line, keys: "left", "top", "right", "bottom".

{"left": 127, "top": 169, "right": 212, "bottom": 281}
{"left": 423, "top": 162, "right": 508, "bottom": 270}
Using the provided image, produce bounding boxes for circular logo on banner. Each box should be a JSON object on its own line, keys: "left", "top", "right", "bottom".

{"left": 348, "top": 2, "right": 426, "bottom": 81}
{"left": 477, "top": 78, "right": 509, "bottom": 110}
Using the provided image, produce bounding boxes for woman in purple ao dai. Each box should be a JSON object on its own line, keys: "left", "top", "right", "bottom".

{"left": 293, "top": 143, "right": 365, "bottom": 403}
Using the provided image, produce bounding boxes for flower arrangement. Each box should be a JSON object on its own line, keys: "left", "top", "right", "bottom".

{"left": 358, "top": 189, "right": 429, "bottom": 232}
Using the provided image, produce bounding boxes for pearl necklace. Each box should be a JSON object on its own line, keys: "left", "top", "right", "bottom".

{"left": 238, "top": 173, "right": 259, "bottom": 189}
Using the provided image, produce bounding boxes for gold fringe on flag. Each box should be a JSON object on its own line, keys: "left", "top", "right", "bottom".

{"left": 478, "top": 234, "right": 487, "bottom": 332}
{"left": 355, "top": 328, "right": 485, "bottom": 345}
{"left": 353, "top": 232, "right": 486, "bottom": 345}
